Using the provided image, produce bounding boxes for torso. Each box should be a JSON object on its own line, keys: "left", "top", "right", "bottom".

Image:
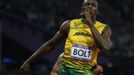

{"left": 62, "top": 18, "right": 107, "bottom": 70}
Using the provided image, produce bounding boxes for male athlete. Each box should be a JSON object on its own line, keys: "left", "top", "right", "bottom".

{"left": 20, "top": 0, "right": 112, "bottom": 75}
{"left": 50, "top": 53, "right": 103, "bottom": 75}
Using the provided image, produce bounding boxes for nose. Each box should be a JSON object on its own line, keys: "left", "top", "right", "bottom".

{"left": 88, "top": 4, "right": 92, "bottom": 9}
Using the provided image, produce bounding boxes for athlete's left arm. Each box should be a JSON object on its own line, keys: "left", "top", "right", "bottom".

{"left": 81, "top": 6, "right": 112, "bottom": 51}
{"left": 89, "top": 25, "right": 112, "bottom": 50}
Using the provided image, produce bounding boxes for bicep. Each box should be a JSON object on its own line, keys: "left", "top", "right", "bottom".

{"left": 101, "top": 26, "right": 112, "bottom": 46}
{"left": 101, "top": 26, "right": 112, "bottom": 40}
{"left": 46, "top": 21, "right": 69, "bottom": 47}
{"left": 45, "top": 30, "right": 66, "bottom": 49}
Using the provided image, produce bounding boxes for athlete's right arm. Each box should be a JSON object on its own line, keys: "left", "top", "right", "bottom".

{"left": 20, "top": 21, "right": 70, "bottom": 74}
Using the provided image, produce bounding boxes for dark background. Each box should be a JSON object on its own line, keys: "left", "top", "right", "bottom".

{"left": 0, "top": 0, "right": 134, "bottom": 75}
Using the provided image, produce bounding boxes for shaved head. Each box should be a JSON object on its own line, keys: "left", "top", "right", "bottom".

{"left": 81, "top": 0, "right": 99, "bottom": 18}
{"left": 82, "top": 0, "right": 98, "bottom": 7}
{"left": 83, "top": 0, "right": 97, "bottom": 3}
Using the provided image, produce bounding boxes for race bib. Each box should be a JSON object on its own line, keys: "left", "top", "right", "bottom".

{"left": 71, "top": 44, "right": 93, "bottom": 61}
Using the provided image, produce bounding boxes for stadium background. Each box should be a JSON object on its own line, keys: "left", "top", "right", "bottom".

{"left": 0, "top": 0, "right": 134, "bottom": 75}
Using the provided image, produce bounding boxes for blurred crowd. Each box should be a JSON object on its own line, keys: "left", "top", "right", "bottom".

{"left": 1, "top": 0, "right": 134, "bottom": 75}
{"left": 1, "top": 0, "right": 134, "bottom": 56}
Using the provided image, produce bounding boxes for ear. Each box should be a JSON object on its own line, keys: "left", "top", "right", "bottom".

{"left": 80, "top": 12, "right": 84, "bottom": 18}
{"left": 80, "top": 12, "right": 84, "bottom": 16}
{"left": 80, "top": 7, "right": 84, "bottom": 16}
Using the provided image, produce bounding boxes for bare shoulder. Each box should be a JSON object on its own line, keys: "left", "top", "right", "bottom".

{"left": 59, "top": 20, "right": 70, "bottom": 35}
{"left": 45, "top": 20, "right": 70, "bottom": 46}
{"left": 97, "top": 21, "right": 112, "bottom": 36}
{"left": 102, "top": 26, "right": 112, "bottom": 35}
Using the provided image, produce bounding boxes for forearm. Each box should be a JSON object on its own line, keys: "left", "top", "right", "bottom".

{"left": 25, "top": 43, "right": 54, "bottom": 64}
{"left": 89, "top": 25, "right": 111, "bottom": 50}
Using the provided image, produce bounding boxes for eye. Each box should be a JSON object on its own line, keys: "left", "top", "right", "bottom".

{"left": 83, "top": 2, "right": 90, "bottom": 6}
{"left": 92, "top": 3, "right": 97, "bottom": 7}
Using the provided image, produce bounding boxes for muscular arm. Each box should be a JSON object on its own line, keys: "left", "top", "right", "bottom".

{"left": 81, "top": 4, "right": 112, "bottom": 51}
{"left": 24, "top": 21, "right": 69, "bottom": 64}
{"left": 89, "top": 25, "right": 112, "bottom": 50}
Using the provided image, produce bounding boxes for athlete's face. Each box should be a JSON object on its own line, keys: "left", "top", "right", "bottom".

{"left": 81, "top": 0, "right": 98, "bottom": 16}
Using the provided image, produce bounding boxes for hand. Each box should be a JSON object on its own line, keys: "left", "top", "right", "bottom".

{"left": 81, "top": 7, "right": 93, "bottom": 26}
{"left": 93, "top": 65, "right": 103, "bottom": 75}
{"left": 19, "top": 62, "right": 31, "bottom": 75}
